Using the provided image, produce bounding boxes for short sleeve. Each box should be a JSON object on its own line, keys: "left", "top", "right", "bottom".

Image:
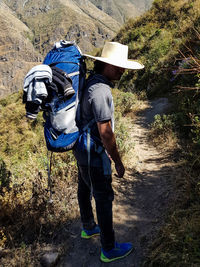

{"left": 89, "top": 84, "right": 113, "bottom": 122}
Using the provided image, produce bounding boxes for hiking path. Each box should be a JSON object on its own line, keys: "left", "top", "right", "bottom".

{"left": 58, "top": 97, "right": 176, "bottom": 267}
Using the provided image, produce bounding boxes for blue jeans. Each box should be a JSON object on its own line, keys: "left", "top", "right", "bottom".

{"left": 77, "top": 165, "right": 115, "bottom": 251}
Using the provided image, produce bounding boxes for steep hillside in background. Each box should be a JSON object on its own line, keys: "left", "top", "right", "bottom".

{"left": 1, "top": 0, "right": 153, "bottom": 98}
{"left": 129, "top": 0, "right": 153, "bottom": 13}
{"left": 89, "top": 0, "right": 139, "bottom": 24}
{"left": 0, "top": 0, "right": 127, "bottom": 97}
{"left": 4, "top": 0, "right": 120, "bottom": 54}
{"left": 90, "top": 0, "right": 153, "bottom": 24}
{"left": 114, "top": 0, "right": 200, "bottom": 95}
{"left": 0, "top": 2, "right": 41, "bottom": 97}
{"left": 4, "top": 0, "right": 152, "bottom": 52}
{"left": 3, "top": 0, "right": 154, "bottom": 54}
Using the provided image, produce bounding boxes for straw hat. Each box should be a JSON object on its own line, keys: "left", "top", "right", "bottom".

{"left": 84, "top": 42, "right": 144, "bottom": 70}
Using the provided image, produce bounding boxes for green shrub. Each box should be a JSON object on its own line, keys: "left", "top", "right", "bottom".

{"left": 190, "top": 115, "right": 200, "bottom": 145}
{"left": 114, "top": 91, "right": 137, "bottom": 115}
{"left": 150, "top": 114, "right": 176, "bottom": 135}
{"left": 115, "top": 112, "right": 130, "bottom": 157}
{"left": 149, "top": 113, "right": 179, "bottom": 149}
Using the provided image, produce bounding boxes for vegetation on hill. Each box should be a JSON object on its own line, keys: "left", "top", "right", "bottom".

{"left": 1, "top": 0, "right": 153, "bottom": 99}
{"left": 4, "top": 0, "right": 120, "bottom": 54}
{"left": 116, "top": 0, "right": 200, "bottom": 94}
{"left": 0, "top": 2, "right": 41, "bottom": 97}
{"left": 89, "top": 0, "right": 140, "bottom": 23}
{"left": 3, "top": 0, "right": 153, "bottom": 56}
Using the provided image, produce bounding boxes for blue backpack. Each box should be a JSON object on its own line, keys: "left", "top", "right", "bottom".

{"left": 43, "top": 40, "right": 86, "bottom": 152}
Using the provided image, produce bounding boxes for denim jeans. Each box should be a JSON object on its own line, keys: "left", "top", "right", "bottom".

{"left": 77, "top": 165, "right": 115, "bottom": 251}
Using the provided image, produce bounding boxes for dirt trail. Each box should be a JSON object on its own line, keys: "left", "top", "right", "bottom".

{"left": 58, "top": 98, "right": 176, "bottom": 267}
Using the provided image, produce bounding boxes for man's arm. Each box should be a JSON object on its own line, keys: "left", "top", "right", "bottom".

{"left": 97, "top": 120, "right": 125, "bottom": 178}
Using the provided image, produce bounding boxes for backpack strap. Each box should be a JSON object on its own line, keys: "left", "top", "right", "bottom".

{"left": 96, "top": 146, "right": 111, "bottom": 176}
{"left": 83, "top": 119, "right": 112, "bottom": 186}
{"left": 49, "top": 61, "right": 80, "bottom": 67}
{"left": 82, "top": 119, "right": 95, "bottom": 193}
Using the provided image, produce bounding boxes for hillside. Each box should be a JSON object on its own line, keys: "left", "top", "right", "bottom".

{"left": 3, "top": 0, "right": 153, "bottom": 54}
{"left": 0, "top": 2, "right": 41, "bottom": 97}
{"left": 4, "top": 0, "right": 119, "bottom": 53}
{"left": 129, "top": 0, "right": 153, "bottom": 13}
{"left": 0, "top": 0, "right": 152, "bottom": 98}
{"left": 89, "top": 0, "right": 140, "bottom": 24}
{"left": 115, "top": 0, "right": 200, "bottom": 95}
{"left": 90, "top": 0, "right": 153, "bottom": 23}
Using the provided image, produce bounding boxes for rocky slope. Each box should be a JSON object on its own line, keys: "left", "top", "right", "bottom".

{"left": 88, "top": 0, "right": 140, "bottom": 24}
{"left": 0, "top": 0, "right": 153, "bottom": 97}
{"left": 89, "top": 0, "right": 153, "bottom": 24}
{"left": 0, "top": 1, "right": 41, "bottom": 97}
{"left": 4, "top": 0, "right": 153, "bottom": 53}
{"left": 4, "top": 0, "right": 120, "bottom": 53}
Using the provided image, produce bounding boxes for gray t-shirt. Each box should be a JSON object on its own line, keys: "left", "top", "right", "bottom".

{"left": 74, "top": 74, "right": 114, "bottom": 167}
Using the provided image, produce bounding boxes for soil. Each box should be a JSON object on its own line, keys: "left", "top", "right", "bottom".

{"left": 57, "top": 97, "right": 176, "bottom": 267}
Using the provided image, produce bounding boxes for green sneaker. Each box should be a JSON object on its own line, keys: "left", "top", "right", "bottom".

{"left": 81, "top": 225, "right": 100, "bottom": 239}
{"left": 100, "top": 242, "right": 133, "bottom": 263}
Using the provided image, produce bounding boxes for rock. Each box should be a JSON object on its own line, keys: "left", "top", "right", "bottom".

{"left": 40, "top": 252, "right": 59, "bottom": 267}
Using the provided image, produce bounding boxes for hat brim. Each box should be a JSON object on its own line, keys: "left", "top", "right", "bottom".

{"left": 84, "top": 54, "right": 144, "bottom": 70}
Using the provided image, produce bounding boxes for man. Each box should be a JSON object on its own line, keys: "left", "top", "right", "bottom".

{"left": 74, "top": 42, "right": 144, "bottom": 262}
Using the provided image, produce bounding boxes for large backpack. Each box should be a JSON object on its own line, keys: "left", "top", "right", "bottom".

{"left": 23, "top": 40, "right": 86, "bottom": 152}
{"left": 42, "top": 40, "right": 86, "bottom": 152}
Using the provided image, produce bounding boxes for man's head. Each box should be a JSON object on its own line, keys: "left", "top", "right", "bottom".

{"left": 94, "top": 60, "right": 125, "bottom": 81}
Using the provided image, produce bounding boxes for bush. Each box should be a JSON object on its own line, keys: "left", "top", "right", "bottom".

{"left": 149, "top": 114, "right": 178, "bottom": 149}
{"left": 151, "top": 114, "right": 176, "bottom": 134}
{"left": 114, "top": 90, "right": 137, "bottom": 115}
{"left": 115, "top": 112, "right": 130, "bottom": 157}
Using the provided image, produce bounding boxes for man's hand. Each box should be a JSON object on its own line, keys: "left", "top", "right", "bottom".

{"left": 97, "top": 121, "right": 125, "bottom": 178}
{"left": 115, "top": 161, "right": 125, "bottom": 178}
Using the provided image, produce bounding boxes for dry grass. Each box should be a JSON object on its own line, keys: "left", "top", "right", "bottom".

{"left": 0, "top": 92, "right": 80, "bottom": 265}
{"left": 149, "top": 127, "right": 179, "bottom": 151}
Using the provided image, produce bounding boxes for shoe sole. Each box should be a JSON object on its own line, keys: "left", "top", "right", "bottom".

{"left": 81, "top": 232, "right": 100, "bottom": 239}
{"left": 100, "top": 247, "right": 134, "bottom": 263}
